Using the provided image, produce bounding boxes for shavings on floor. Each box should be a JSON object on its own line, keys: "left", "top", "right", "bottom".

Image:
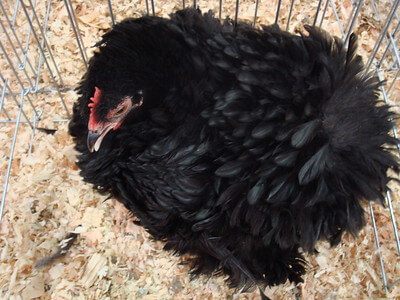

{"left": 0, "top": 0, "right": 399, "bottom": 299}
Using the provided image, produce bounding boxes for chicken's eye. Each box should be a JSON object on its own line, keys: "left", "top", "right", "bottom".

{"left": 115, "top": 107, "right": 125, "bottom": 115}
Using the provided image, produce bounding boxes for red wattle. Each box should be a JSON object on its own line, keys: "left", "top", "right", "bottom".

{"left": 113, "top": 120, "right": 123, "bottom": 130}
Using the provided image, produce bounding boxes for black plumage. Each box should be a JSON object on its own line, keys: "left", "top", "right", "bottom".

{"left": 69, "top": 8, "right": 398, "bottom": 292}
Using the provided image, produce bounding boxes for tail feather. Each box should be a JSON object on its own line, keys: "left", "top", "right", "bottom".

{"left": 282, "top": 27, "right": 399, "bottom": 250}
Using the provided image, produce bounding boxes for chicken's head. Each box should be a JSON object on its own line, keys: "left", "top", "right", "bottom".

{"left": 87, "top": 86, "right": 144, "bottom": 152}
{"left": 78, "top": 17, "right": 192, "bottom": 152}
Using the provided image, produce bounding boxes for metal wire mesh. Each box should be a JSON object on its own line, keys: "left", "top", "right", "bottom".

{"left": 0, "top": 0, "right": 399, "bottom": 293}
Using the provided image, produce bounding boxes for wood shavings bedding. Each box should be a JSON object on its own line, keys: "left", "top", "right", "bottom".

{"left": 0, "top": 0, "right": 399, "bottom": 299}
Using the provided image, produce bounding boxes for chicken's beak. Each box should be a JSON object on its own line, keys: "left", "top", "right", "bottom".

{"left": 87, "top": 123, "right": 114, "bottom": 152}
{"left": 87, "top": 131, "right": 100, "bottom": 152}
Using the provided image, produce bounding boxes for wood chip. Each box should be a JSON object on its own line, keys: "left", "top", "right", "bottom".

{"left": 81, "top": 253, "right": 108, "bottom": 288}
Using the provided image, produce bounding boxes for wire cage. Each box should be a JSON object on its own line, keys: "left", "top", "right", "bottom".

{"left": 1, "top": 0, "right": 400, "bottom": 297}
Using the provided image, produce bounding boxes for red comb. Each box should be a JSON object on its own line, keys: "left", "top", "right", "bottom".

{"left": 88, "top": 86, "right": 101, "bottom": 131}
{"left": 88, "top": 86, "right": 101, "bottom": 109}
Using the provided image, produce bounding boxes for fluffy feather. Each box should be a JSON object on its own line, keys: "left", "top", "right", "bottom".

{"left": 69, "top": 8, "right": 398, "bottom": 292}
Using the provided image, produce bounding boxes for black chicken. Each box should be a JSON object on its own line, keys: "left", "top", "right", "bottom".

{"left": 69, "top": 8, "right": 398, "bottom": 294}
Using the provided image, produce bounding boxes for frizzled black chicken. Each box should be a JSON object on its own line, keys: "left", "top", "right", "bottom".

{"left": 69, "top": 8, "right": 398, "bottom": 294}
